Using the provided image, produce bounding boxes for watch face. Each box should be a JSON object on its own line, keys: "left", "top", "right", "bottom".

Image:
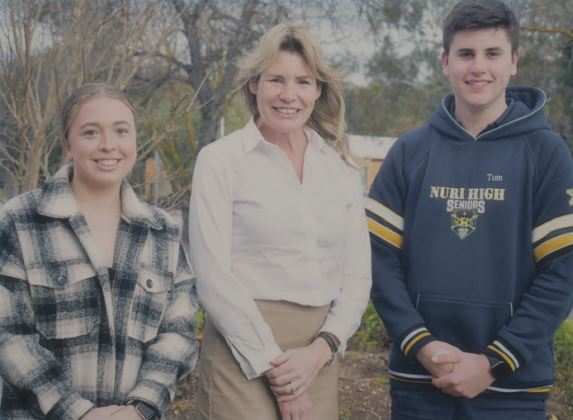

{"left": 135, "top": 402, "right": 157, "bottom": 420}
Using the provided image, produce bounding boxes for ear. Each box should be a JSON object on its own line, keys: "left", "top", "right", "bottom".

{"left": 510, "top": 50, "right": 521, "bottom": 76}
{"left": 248, "top": 79, "right": 258, "bottom": 95}
{"left": 441, "top": 50, "right": 450, "bottom": 76}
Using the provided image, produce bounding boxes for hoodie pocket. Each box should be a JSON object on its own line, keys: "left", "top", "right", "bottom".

{"left": 415, "top": 294, "right": 513, "bottom": 352}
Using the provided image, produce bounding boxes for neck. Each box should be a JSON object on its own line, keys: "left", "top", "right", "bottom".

{"left": 71, "top": 181, "right": 122, "bottom": 221}
{"left": 455, "top": 100, "right": 507, "bottom": 137}
{"left": 258, "top": 124, "right": 308, "bottom": 156}
{"left": 262, "top": 130, "right": 307, "bottom": 153}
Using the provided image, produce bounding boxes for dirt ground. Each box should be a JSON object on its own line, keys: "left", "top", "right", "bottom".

{"left": 167, "top": 351, "right": 572, "bottom": 419}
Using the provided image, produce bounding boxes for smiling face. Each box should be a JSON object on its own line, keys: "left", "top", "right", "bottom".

{"left": 442, "top": 27, "right": 519, "bottom": 121}
{"left": 249, "top": 50, "right": 321, "bottom": 139}
{"left": 66, "top": 95, "right": 136, "bottom": 193}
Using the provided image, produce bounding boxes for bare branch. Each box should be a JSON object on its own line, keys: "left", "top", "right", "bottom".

{"left": 522, "top": 26, "right": 573, "bottom": 39}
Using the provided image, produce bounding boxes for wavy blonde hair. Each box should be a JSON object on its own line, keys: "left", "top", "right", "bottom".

{"left": 236, "top": 22, "right": 357, "bottom": 167}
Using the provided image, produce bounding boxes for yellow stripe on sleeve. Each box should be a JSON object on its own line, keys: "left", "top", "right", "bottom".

{"left": 367, "top": 218, "right": 404, "bottom": 249}
{"left": 527, "top": 387, "right": 552, "bottom": 393}
{"left": 533, "top": 232, "right": 573, "bottom": 262}
{"left": 487, "top": 345, "right": 517, "bottom": 372}
{"left": 404, "top": 332, "right": 431, "bottom": 355}
{"left": 366, "top": 197, "right": 404, "bottom": 231}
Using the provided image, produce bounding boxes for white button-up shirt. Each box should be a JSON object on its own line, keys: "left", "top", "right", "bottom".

{"left": 189, "top": 119, "right": 371, "bottom": 379}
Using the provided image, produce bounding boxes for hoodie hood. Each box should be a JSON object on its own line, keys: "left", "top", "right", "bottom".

{"left": 429, "top": 86, "right": 550, "bottom": 141}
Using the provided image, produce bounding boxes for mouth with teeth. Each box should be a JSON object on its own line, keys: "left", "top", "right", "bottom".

{"left": 466, "top": 80, "right": 491, "bottom": 87}
{"left": 93, "top": 159, "right": 121, "bottom": 169}
{"left": 273, "top": 106, "right": 300, "bottom": 115}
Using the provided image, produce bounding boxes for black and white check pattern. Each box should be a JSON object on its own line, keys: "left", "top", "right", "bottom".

{"left": 0, "top": 166, "right": 198, "bottom": 419}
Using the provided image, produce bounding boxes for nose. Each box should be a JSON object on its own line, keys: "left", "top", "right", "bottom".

{"left": 470, "top": 53, "right": 486, "bottom": 73}
{"left": 279, "top": 81, "right": 296, "bottom": 101}
{"left": 99, "top": 130, "right": 117, "bottom": 151}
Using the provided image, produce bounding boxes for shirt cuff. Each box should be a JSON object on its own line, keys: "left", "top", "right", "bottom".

{"left": 483, "top": 338, "right": 523, "bottom": 376}
{"left": 400, "top": 326, "right": 436, "bottom": 359}
{"left": 128, "top": 381, "right": 170, "bottom": 417}
{"left": 228, "top": 338, "right": 283, "bottom": 380}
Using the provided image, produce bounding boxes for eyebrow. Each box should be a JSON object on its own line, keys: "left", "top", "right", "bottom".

{"left": 456, "top": 47, "right": 504, "bottom": 54}
{"left": 264, "top": 73, "right": 313, "bottom": 79}
{"left": 78, "top": 121, "right": 132, "bottom": 129}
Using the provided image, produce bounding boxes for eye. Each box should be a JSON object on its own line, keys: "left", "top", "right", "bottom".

{"left": 116, "top": 127, "right": 129, "bottom": 135}
{"left": 269, "top": 78, "right": 284, "bottom": 84}
{"left": 82, "top": 129, "right": 98, "bottom": 137}
{"left": 298, "top": 79, "right": 312, "bottom": 86}
{"left": 459, "top": 51, "right": 474, "bottom": 59}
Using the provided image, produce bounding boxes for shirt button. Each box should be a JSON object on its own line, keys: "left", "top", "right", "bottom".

{"left": 146, "top": 278, "right": 154, "bottom": 289}
{"left": 56, "top": 275, "right": 67, "bottom": 286}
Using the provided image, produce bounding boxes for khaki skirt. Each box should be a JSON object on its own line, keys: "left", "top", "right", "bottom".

{"left": 197, "top": 300, "right": 339, "bottom": 420}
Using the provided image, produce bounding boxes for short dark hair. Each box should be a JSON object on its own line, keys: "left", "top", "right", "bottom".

{"left": 443, "top": 0, "right": 519, "bottom": 54}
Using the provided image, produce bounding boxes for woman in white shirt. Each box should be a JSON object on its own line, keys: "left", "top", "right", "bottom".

{"left": 189, "top": 22, "right": 371, "bottom": 420}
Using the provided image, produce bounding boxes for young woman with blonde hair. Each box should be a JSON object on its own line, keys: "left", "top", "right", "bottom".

{"left": 0, "top": 83, "right": 198, "bottom": 419}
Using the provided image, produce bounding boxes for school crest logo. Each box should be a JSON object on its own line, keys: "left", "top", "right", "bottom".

{"left": 567, "top": 189, "right": 573, "bottom": 206}
{"left": 450, "top": 210, "right": 478, "bottom": 240}
{"left": 430, "top": 184, "right": 506, "bottom": 240}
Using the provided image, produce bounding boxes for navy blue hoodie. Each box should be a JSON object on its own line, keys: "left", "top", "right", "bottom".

{"left": 368, "top": 86, "right": 573, "bottom": 397}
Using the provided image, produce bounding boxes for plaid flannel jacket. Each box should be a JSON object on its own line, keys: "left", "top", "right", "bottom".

{"left": 0, "top": 166, "right": 198, "bottom": 419}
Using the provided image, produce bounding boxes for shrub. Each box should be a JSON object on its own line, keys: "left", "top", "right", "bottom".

{"left": 554, "top": 320, "right": 573, "bottom": 403}
{"left": 347, "top": 300, "right": 390, "bottom": 352}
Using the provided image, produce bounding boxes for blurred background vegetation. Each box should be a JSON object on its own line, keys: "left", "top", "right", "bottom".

{"left": 0, "top": 0, "right": 571, "bottom": 408}
{"left": 0, "top": 0, "right": 571, "bottom": 207}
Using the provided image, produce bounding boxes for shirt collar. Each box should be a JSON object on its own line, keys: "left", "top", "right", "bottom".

{"left": 242, "top": 117, "right": 329, "bottom": 154}
{"left": 37, "top": 164, "right": 162, "bottom": 230}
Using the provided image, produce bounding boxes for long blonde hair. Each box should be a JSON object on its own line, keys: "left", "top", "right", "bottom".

{"left": 236, "top": 22, "right": 357, "bottom": 167}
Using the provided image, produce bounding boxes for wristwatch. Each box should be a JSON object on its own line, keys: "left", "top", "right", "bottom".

{"left": 317, "top": 331, "right": 339, "bottom": 366}
{"left": 128, "top": 400, "right": 158, "bottom": 420}
{"left": 485, "top": 354, "right": 513, "bottom": 379}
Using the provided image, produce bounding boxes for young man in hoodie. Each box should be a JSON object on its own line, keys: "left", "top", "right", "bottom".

{"left": 368, "top": 1, "right": 573, "bottom": 418}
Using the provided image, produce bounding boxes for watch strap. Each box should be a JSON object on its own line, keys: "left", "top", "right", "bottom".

{"left": 129, "top": 400, "right": 158, "bottom": 420}
{"left": 316, "top": 331, "right": 338, "bottom": 366}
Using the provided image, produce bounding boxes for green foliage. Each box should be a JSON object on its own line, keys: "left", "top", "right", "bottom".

{"left": 352, "top": 0, "right": 573, "bottom": 151}
{"left": 345, "top": 79, "right": 445, "bottom": 137}
{"left": 554, "top": 320, "right": 573, "bottom": 403}
{"left": 194, "top": 307, "right": 206, "bottom": 341}
{"left": 222, "top": 94, "right": 251, "bottom": 135}
{"left": 347, "top": 301, "right": 389, "bottom": 352}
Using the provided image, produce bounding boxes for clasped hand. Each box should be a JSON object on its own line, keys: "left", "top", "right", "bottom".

{"left": 417, "top": 341, "right": 495, "bottom": 399}
{"left": 264, "top": 338, "right": 332, "bottom": 420}
{"left": 265, "top": 338, "right": 331, "bottom": 402}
